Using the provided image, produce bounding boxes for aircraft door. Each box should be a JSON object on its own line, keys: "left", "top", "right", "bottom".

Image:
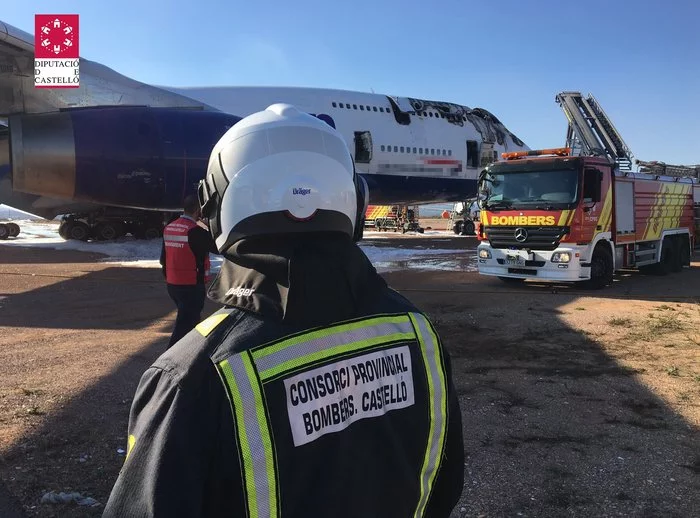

{"left": 466, "top": 140, "right": 479, "bottom": 168}
{"left": 354, "top": 131, "right": 372, "bottom": 164}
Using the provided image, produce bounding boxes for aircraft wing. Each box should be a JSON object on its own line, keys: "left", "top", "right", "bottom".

{"left": 0, "top": 19, "right": 213, "bottom": 116}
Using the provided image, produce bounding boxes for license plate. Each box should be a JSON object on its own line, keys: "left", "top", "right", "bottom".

{"left": 505, "top": 255, "right": 524, "bottom": 265}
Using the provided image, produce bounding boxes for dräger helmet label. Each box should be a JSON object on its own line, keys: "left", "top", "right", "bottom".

{"left": 293, "top": 188, "right": 311, "bottom": 195}
{"left": 225, "top": 287, "right": 255, "bottom": 297}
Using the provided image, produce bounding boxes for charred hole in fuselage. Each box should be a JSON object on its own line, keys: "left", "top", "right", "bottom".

{"left": 385, "top": 97, "right": 410, "bottom": 125}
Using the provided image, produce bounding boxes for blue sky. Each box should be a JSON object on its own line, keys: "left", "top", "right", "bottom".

{"left": 5, "top": 0, "right": 700, "bottom": 164}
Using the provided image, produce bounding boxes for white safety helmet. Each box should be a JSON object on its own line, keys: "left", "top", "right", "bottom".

{"left": 198, "top": 103, "right": 369, "bottom": 255}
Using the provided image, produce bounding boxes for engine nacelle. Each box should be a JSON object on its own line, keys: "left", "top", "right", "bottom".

{"left": 8, "top": 107, "right": 241, "bottom": 210}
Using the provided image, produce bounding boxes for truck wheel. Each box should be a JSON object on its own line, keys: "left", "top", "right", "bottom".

{"left": 7, "top": 223, "right": 20, "bottom": 237}
{"left": 584, "top": 245, "right": 613, "bottom": 289}
{"left": 0, "top": 223, "right": 8, "bottom": 240}
{"left": 656, "top": 238, "right": 675, "bottom": 275}
{"left": 671, "top": 236, "right": 684, "bottom": 272}
{"left": 680, "top": 235, "right": 691, "bottom": 267}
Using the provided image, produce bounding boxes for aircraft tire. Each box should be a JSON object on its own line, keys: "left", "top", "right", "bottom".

{"left": 95, "top": 222, "right": 124, "bottom": 241}
{"left": 66, "top": 221, "right": 90, "bottom": 241}
{"left": 7, "top": 223, "right": 20, "bottom": 237}
{"left": 143, "top": 226, "right": 162, "bottom": 240}
{"left": 0, "top": 223, "right": 8, "bottom": 240}
{"left": 462, "top": 220, "right": 475, "bottom": 235}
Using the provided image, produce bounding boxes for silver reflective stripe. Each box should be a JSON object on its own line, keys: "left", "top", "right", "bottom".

{"left": 409, "top": 312, "right": 448, "bottom": 518}
{"left": 253, "top": 319, "right": 415, "bottom": 378}
{"left": 163, "top": 234, "right": 189, "bottom": 242}
{"left": 221, "top": 353, "right": 277, "bottom": 518}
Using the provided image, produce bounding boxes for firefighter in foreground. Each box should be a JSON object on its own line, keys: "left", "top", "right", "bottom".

{"left": 103, "top": 104, "right": 465, "bottom": 517}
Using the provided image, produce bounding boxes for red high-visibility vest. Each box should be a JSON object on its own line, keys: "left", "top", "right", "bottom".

{"left": 163, "top": 216, "right": 211, "bottom": 285}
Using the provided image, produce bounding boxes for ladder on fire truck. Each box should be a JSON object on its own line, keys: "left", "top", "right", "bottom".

{"left": 555, "top": 91, "right": 635, "bottom": 171}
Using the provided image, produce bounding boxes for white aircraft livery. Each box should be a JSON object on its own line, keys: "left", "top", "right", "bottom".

{"left": 0, "top": 19, "right": 529, "bottom": 225}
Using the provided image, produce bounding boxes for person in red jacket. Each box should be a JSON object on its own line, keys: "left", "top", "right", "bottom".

{"left": 159, "top": 194, "right": 219, "bottom": 347}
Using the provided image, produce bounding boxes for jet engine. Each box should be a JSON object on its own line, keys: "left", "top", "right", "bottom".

{"left": 7, "top": 107, "right": 241, "bottom": 210}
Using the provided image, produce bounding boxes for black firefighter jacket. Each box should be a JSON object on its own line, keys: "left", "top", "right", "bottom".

{"left": 103, "top": 232, "right": 465, "bottom": 518}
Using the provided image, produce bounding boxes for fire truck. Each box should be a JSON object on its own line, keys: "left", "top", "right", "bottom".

{"left": 476, "top": 91, "right": 700, "bottom": 289}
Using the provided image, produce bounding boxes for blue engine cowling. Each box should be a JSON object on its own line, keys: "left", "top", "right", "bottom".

{"left": 8, "top": 107, "right": 242, "bottom": 210}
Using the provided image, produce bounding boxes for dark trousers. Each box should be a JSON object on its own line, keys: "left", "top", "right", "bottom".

{"left": 166, "top": 283, "right": 207, "bottom": 347}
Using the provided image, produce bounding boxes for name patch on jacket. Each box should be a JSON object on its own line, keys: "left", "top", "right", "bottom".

{"left": 283, "top": 345, "right": 415, "bottom": 446}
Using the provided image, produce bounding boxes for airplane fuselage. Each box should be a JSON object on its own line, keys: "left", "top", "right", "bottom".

{"left": 0, "top": 20, "right": 529, "bottom": 219}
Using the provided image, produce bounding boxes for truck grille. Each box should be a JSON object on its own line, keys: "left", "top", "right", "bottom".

{"left": 484, "top": 226, "right": 569, "bottom": 251}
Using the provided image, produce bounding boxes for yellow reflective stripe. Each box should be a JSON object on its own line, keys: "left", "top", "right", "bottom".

{"left": 243, "top": 355, "right": 278, "bottom": 516}
{"left": 125, "top": 434, "right": 136, "bottom": 461}
{"left": 258, "top": 330, "right": 415, "bottom": 381}
{"left": 196, "top": 313, "right": 229, "bottom": 337}
{"left": 409, "top": 313, "right": 448, "bottom": 518}
{"left": 220, "top": 359, "right": 258, "bottom": 518}
{"left": 219, "top": 355, "right": 278, "bottom": 518}
{"left": 252, "top": 314, "right": 410, "bottom": 361}
{"left": 557, "top": 210, "right": 570, "bottom": 226}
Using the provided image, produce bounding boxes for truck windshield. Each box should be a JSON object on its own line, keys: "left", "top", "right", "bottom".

{"left": 482, "top": 169, "right": 579, "bottom": 209}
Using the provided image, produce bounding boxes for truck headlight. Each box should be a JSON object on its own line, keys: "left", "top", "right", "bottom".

{"left": 479, "top": 248, "right": 491, "bottom": 259}
{"left": 551, "top": 252, "right": 571, "bottom": 263}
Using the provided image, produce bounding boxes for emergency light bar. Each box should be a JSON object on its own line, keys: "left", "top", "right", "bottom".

{"left": 502, "top": 147, "right": 571, "bottom": 160}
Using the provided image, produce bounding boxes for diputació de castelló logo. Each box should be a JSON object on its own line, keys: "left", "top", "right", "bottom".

{"left": 34, "top": 14, "right": 80, "bottom": 89}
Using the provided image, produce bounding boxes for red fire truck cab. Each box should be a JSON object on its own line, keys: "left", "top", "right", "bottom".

{"left": 476, "top": 147, "right": 700, "bottom": 288}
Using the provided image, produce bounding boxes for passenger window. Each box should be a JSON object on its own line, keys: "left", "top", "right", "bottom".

{"left": 360, "top": 105, "right": 364, "bottom": 110}
{"left": 413, "top": 147, "right": 417, "bottom": 153}
{"left": 373, "top": 107, "right": 377, "bottom": 112}
{"left": 394, "top": 146, "right": 398, "bottom": 152}
{"left": 381, "top": 145, "right": 385, "bottom": 152}
{"left": 400, "top": 146, "right": 404, "bottom": 152}
{"left": 332, "top": 102, "right": 337, "bottom": 108}
{"left": 448, "top": 150, "right": 452, "bottom": 156}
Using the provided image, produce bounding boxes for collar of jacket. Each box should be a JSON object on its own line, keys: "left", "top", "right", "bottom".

{"left": 206, "top": 232, "right": 387, "bottom": 327}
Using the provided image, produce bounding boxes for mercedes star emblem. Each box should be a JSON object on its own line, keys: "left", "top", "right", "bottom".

{"left": 514, "top": 227, "right": 528, "bottom": 242}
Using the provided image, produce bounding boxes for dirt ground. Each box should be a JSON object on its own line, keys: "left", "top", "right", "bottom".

{"left": 0, "top": 236, "right": 698, "bottom": 517}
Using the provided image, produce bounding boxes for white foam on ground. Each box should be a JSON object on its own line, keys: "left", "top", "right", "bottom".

{"left": 0, "top": 220, "right": 469, "bottom": 273}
